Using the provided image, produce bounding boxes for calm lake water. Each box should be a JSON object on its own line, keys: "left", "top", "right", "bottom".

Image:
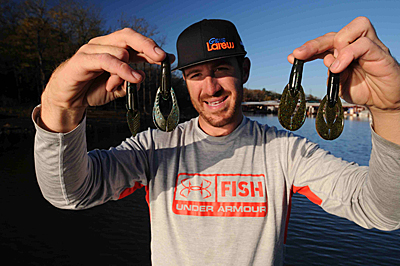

{"left": 249, "top": 114, "right": 400, "bottom": 266}
{"left": 1, "top": 114, "right": 399, "bottom": 265}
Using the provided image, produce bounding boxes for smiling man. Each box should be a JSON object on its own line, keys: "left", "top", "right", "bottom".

{"left": 177, "top": 20, "right": 251, "bottom": 136}
{"left": 33, "top": 18, "right": 400, "bottom": 265}
{"left": 183, "top": 57, "right": 248, "bottom": 135}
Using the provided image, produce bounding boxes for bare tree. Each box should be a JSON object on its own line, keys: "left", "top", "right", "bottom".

{"left": 114, "top": 14, "right": 167, "bottom": 113}
{"left": 19, "top": 0, "right": 52, "bottom": 98}
{"left": 115, "top": 13, "right": 166, "bottom": 47}
{"left": 49, "top": 0, "right": 104, "bottom": 61}
{"left": 0, "top": 0, "right": 107, "bottom": 103}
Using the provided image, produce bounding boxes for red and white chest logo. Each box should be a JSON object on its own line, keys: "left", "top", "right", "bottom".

{"left": 173, "top": 173, "right": 267, "bottom": 217}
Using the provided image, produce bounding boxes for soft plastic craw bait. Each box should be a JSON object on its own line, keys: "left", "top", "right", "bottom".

{"left": 126, "top": 81, "right": 140, "bottom": 137}
{"left": 278, "top": 59, "right": 306, "bottom": 131}
{"left": 152, "top": 54, "right": 179, "bottom": 132}
{"left": 315, "top": 71, "right": 344, "bottom": 140}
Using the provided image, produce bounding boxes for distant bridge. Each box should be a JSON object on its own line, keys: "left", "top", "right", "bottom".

{"left": 242, "top": 100, "right": 368, "bottom": 117}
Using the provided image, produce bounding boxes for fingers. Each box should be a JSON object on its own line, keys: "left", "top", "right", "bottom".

{"left": 333, "top": 16, "right": 388, "bottom": 53}
{"left": 128, "top": 49, "right": 176, "bottom": 65}
{"left": 78, "top": 29, "right": 176, "bottom": 87}
{"left": 78, "top": 44, "right": 130, "bottom": 63}
{"left": 328, "top": 16, "right": 392, "bottom": 73}
{"left": 58, "top": 53, "right": 139, "bottom": 97}
{"left": 330, "top": 37, "right": 388, "bottom": 74}
{"left": 289, "top": 32, "right": 336, "bottom": 63}
{"left": 43, "top": 27, "right": 175, "bottom": 117}
{"left": 288, "top": 17, "right": 389, "bottom": 73}
{"left": 106, "top": 74, "right": 125, "bottom": 92}
{"left": 89, "top": 28, "right": 167, "bottom": 64}
{"left": 72, "top": 45, "right": 144, "bottom": 85}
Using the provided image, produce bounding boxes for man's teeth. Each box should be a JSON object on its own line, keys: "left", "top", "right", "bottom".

{"left": 208, "top": 99, "right": 224, "bottom": 106}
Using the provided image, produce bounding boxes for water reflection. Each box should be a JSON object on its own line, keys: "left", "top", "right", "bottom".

{"left": 248, "top": 114, "right": 372, "bottom": 165}
{"left": 246, "top": 114, "right": 399, "bottom": 265}
{"left": 1, "top": 114, "right": 398, "bottom": 265}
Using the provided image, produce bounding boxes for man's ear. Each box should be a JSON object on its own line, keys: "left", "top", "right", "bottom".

{"left": 242, "top": 57, "right": 251, "bottom": 84}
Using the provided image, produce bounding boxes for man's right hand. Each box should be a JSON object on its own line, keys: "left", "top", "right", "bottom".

{"left": 40, "top": 28, "right": 171, "bottom": 133}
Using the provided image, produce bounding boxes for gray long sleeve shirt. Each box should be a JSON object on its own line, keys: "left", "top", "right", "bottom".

{"left": 32, "top": 106, "right": 400, "bottom": 265}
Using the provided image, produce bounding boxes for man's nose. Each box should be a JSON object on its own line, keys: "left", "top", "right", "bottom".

{"left": 203, "top": 76, "right": 221, "bottom": 96}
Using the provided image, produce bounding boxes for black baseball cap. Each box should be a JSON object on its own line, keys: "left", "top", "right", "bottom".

{"left": 175, "top": 19, "right": 247, "bottom": 71}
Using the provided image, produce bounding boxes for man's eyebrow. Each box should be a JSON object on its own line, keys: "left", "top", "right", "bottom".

{"left": 184, "top": 68, "right": 202, "bottom": 77}
{"left": 214, "top": 58, "right": 235, "bottom": 66}
{"left": 184, "top": 58, "right": 236, "bottom": 77}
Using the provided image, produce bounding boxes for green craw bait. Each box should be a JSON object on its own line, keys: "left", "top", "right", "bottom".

{"left": 152, "top": 54, "right": 179, "bottom": 132}
{"left": 126, "top": 81, "right": 140, "bottom": 137}
{"left": 315, "top": 71, "right": 344, "bottom": 140}
{"left": 278, "top": 59, "right": 306, "bottom": 131}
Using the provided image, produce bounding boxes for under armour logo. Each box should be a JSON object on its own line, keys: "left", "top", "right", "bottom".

{"left": 179, "top": 178, "right": 212, "bottom": 199}
{"left": 173, "top": 173, "right": 267, "bottom": 217}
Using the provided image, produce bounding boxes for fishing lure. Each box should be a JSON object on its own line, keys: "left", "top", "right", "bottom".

{"left": 278, "top": 59, "right": 306, "bottom": 131}
{"left": 315, "top": 71, "right": 344, "bottom": 140}
{"left": 152, "top": 54, "right": 180, "bottom": 132}
{"left": 126, "top": 81, "right": 140, "bottom": 137}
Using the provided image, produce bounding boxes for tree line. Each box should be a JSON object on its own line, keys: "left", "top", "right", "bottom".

{"left": 0, "top": 0, "right": 318, "bottom": 117}
{"left": 243, "top": 88, "right": 281, "bottom": 102}
{"left": 1, "top": 0, "right": 104, "bottom": 106}
{"left": 0, "top": 0, "right": 196, "bottom": 116}
{"left": 243, "top": 87, "right": 320, "bottom": 102}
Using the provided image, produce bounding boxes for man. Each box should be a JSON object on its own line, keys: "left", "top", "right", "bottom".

{"left": 33, "top": 17, "right": 400, "bottom": 265}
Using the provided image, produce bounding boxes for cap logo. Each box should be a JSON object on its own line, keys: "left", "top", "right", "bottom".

{"left": 206, "top": 37, "right": 235, "bottom": 52}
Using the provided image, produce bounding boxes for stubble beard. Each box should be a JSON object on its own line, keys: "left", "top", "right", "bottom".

{"left": 192, "top": 87, "right": 243, "bottom": 128}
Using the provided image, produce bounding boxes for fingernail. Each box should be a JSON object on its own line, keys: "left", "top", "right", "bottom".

{"left": 330, "top": 59, "right": 340, "bottom": 71}
{"left": 132, "top": 71, "right": 142, "bottom": 80}
{"left": 297, "top": 45, "right": 307, "bottom": 51}
{"left": 334, "top": 49, "right": 339, "bottom": 58}
{"left": 154, "top": 47, "right": 164, "bottom": 56}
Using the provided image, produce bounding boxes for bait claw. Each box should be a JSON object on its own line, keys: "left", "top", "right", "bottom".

{"left": 278, "top": 59, "right": 306, "bottom": 131}
{"left": 315, "top": 71, "right": 344, "bottom": 140}
{"left": 153, "top": 87, "right": 179, "bottom": 131}
{"left": 315, "top": 96, "right": 344, "bottom": 140}
{"left": 152, "top": 54, "right": 179, "bottom": 132}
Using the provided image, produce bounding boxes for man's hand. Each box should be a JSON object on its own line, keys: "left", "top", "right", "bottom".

{"left": 289, "top": 16, "right": 400, "bottom": 144}
{"left": 40, "top": 28, "right": 173, "bottom": 133}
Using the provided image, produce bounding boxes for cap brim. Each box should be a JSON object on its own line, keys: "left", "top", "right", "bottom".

{"left": 172, "top": 52, "right": 247, "bottom": 72}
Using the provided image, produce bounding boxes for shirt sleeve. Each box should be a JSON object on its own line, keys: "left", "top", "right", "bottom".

{"left": 33, "top": 106, "right": 150, "bottom": 210}
{"left": 288, "top": 127, "right": 400, "bottom": 231}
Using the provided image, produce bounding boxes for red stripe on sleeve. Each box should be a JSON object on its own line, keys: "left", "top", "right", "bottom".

{"left": 284, "top": 188, "right": 294, "bottom": 244}
{"left": 293, "top": 185, "right": 322, "bottom": 205}
{"left": 118, "top": 182, "right": 145, "bottom": 199}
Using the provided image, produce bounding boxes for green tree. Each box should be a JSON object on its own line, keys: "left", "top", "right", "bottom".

{"left": 115, "top": 13, "right": 166, "bottom": 47}
{"left": 0, "top": 0, "right": 106, "bottom": 104}
{"left": 112, "top": 14, "right": 170, "bottom": 114}
{"left": 18, "top": 0, "right": 54, "bottom": 98}
{"left": 0, "top": 0, "right": 23, "bottom": 104}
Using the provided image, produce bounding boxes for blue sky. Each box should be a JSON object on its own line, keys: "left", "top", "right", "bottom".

{"left": 87, "top": 0, "right": 400, "bottom": 99}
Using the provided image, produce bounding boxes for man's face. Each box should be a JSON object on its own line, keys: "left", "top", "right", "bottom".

{"left": 183, "top": 57, "right": 249, "bottom": 136}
